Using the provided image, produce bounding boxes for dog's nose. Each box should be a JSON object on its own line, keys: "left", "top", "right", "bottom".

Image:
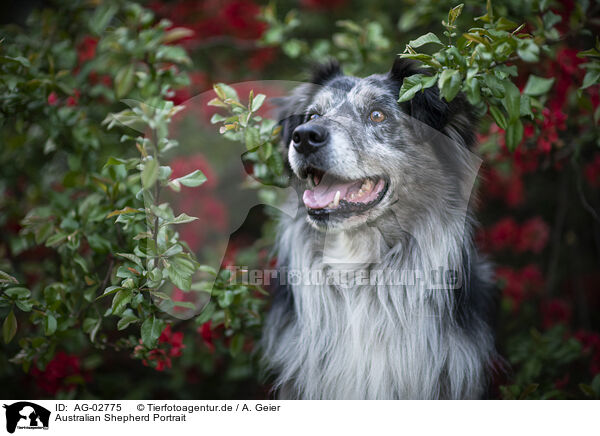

{"left": 291, "top": 124, "right": 329, "bottom": 155}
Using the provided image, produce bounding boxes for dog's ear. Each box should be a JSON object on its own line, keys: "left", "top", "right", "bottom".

{"left": 310, "top": 60, "right": 342, "bottom": 85}
{"left": 389, "top": 57, "right": 477, "bottom": 148}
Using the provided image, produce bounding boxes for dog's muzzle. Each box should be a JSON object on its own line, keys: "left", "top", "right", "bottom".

{"left": 292, "top": 124, "right": 329, "bottom": 156}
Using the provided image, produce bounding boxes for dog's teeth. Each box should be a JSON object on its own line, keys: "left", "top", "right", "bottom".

{"left": 314, "top": 174, "right": 321, "bottom": 185}
{"left": 333, "top": 190, "right": 340, "bottom": 208}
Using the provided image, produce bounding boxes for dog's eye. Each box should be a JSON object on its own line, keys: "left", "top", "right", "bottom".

{"left": 309, "top": 113, "right": 321, "bottom": 121}
{"left": 369, "top": 110, "right": 386, "bottom": 123}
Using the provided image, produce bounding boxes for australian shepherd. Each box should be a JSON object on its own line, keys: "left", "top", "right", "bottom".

{"left": 261, "top": 58, "right": 498, "bottom": 399}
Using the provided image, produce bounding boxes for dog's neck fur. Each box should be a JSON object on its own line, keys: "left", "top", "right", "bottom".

{"left": 262, "top": 204, "right": 494, "bottom": 399}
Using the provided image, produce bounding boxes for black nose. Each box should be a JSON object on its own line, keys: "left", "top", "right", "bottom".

{"left": 291, "top": 124, "right": 329, "bottom": 155}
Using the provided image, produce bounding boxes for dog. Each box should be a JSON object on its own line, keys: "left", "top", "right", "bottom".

{"left": 261, "top": 57, "right": 498, "bottom": 399}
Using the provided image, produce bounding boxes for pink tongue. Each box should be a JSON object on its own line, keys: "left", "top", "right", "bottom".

{"left": 302, "top": 174, "right": 360, "bottom": 209}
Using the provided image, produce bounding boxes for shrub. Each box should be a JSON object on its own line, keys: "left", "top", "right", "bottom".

{"left": 1, "top": 0, "right": 599, "bottom": 399}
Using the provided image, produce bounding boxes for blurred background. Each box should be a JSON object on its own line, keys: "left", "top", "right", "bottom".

{"left": 0, "top": 0, "right": 599, "bottom": 399}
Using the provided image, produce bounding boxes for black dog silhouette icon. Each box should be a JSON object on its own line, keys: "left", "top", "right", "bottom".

{"left": 3, "top": 402, "right": 50, "bottom": 433}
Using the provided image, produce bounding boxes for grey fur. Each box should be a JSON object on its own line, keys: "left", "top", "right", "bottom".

{"left": 261, "top": 60, "right": 497, "bottom": 399}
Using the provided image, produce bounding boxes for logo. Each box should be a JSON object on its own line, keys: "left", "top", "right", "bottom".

{"left": 3, "top": 402, "right": 50, "bottom": 434}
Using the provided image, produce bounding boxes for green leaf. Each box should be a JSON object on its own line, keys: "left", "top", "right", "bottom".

{"left": 167, "top": 264, "right": 192, "bottom": 291}
{"left": 175, "top": 169, "right": 207, "bottom": 187}
{"left": 502, "top": 81, "right": 521, "bottom": 122}
{"left": 582, "top": 70, "right": 600, "bottom": 90}
{"left": 141, "top": 315, "right": 166, "bottom": 348}
{"left": 408, "top": 32, "right": 444, "bottom": 48}
{"left": 83, "top": 317, "right": 101, "bottom": 342}
{"left": 251, "top": 94, "right": 266, "bottom": 112}
{"left": 517, "top": 39, "right": 540, "bottom": 63}
{"left": 0, "top": 270, "right": 18, "bottom": 285}
{"left": 173, "top": 301, "right": 196, "bottom": 310}
{"left": 142, "top": 158, "right": 159, "bottom": 189}
{"left": 244, "top": 126, "right": 261, "bottom": 150}
{"left": 156, "top": 46, "right": 191, "bottom": 65}
{"left": 489, "top": 105, "right": 508, "bottom": 130}
{"left": 218, "top": 290, "right": 234, "bottom": 308}
{"left": 4, "top": 287, "right": 30, "bottom": 299}
{"left": 116, "top": 253, "right": 143, "bottom": 268}
{"left": 230, "top": 333, "right": 244, "bottom": 357}
{"left": 15, "top": 300, "right": 32, "bottom": 312}
{"left": 195, "top": 302, "right": 215, "bottom": 325}
{"left": 505, "top": 118, "right": 524, "bottom": 151}
{"left": 90, "top": 4, "right": 118, "bottom": 35}
{"left": 115, "top": 64, "right": 135, "bottom": 99}
{"left": 162, "top": 27, "right": 195, "bottom": 44}
{"left": 438, "top": 69, "right": 462, "bottom": 102}
{"left": 523, "top": 75, "right": 555, "bottom": 96}
{"left": 44, "top": 314, "right": 57, "bottom": 336}
{"left": 213, "top": 83, "right": 239, "bottom": 101}
{"left": 117, "top": 313, "right": 139, "bottom": 331}
{"left": 111, "top": 289, "right": 133, "bottom": 316}
{"left": 167, "top": 213, "right": 198, "bottom": 225}
{"left": 465, "top": 77, "right": 481, "bottom": 105}
{"left": 3, "top": 310, "right": 17, "bottom": 343}
{"left": 398, "top": 74, "right": 424, "bottom": 102}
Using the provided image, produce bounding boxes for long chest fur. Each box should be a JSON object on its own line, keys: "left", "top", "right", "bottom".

{"left": 262, "top": 216, "right": 495, "bottom": 400}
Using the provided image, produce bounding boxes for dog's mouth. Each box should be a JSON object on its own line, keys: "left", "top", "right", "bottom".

{"left": 301, "top": 167, "right": 388, "bottom": 218}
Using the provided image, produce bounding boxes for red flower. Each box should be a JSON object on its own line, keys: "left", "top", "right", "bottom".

{"left": 77, "top": 36, "right": 98, "bottom": 64}
{"left": 516, "top": 216, "right": 550, "bottom": 253}
{"left": 520, "top": 264, "right": 545, "bottom": 293}
{"left": 159, "top": 324, "right": 185, "bottom": 357}
{"left": 198, "top": 321, "right": 215, "bottom": 353}
{"left": 496, "top": 264, "right": 544, "bottom": 310}
{"left": 541, "top": 298, "right": 572, "bottom": 329}
{"left": 220, "top": 1, "right": 266, "bottom": 39}
{"left": 145, "top": 349, "right": 172, "bottom": 371}
{"left": 47, "top": 92, "right": 58, "bottom": 106}
{"left": 488, "top": 217, "right": 519, "bottom": 251}
{"left": 31, "top": 352, "right": 86, "bottom": 395}
{"left": 136, "top": 325, "right": 185, "bottom": 371}
{"left": 66, "top": 89, "right": 80, "bottom": 107}
{"left": 248, "top": 47, "right": 276, "bottom": 72}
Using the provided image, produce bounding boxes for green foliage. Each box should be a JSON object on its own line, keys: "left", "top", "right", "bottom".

{"left": 1, "top": 0, "right": 599, "bottom": 400}
{"left": 0, "top": 1, "right": 267, "bottom": 393}
{"left": 209, "top": 83, "right": 287, "bottom": 186}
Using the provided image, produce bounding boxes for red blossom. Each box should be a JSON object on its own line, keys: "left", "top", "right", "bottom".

{"left": 541, "top": 298, "right": 572, "bottom": 329}
{"left": 47, "top": 92, "right": 58, "bottom": 106}
{"left": 159, "top": 324, "right": 185, "bottom": 357}
{"left": 488, "top": 217, "right": 519, "bottom": 251}
{"left": 516, "top": 216, "right": 550, "bottom": 253}
{"left": 77, "top": 36, "right": 98, "bottom": 64}
{"left": 137, "top": 325, "right": 185, "bottom": 371}
{"left": 66, "top": 89, "right": 80, "bottom": 107}
{"left": 496, "top": 264, "right": 544, "bottom": 310}
{"left": 30, "top": 352, "right": 87, "bottom": 395}
{"left": 198, "top": 321, "right": 215, "bottom": 353}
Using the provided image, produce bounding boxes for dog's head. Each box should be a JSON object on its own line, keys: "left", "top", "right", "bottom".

{"left": 279, "top": 58, "right": 478, "bottom": 233}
